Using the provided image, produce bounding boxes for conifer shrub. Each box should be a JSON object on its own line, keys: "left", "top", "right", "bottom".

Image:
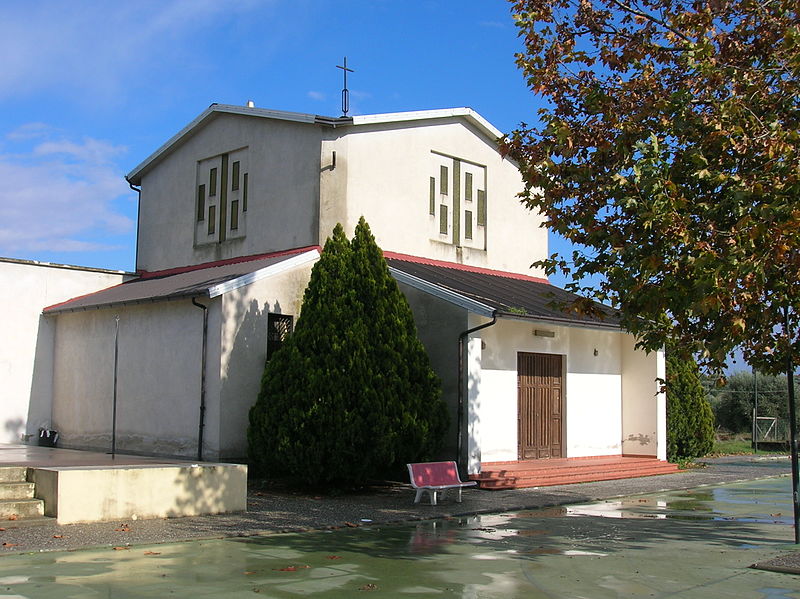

{"left": 248, "top": 218, "right": 448, "bottom": 487}
{"left": 666, "top": 349, "right": 714, "bottom": 461}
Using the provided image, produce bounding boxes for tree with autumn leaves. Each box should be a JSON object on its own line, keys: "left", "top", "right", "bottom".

{"left": 503, "top": 0, "right": 800, "bottom": 378}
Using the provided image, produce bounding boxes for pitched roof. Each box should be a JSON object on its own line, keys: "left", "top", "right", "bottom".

{"left": 126, "top": 104, "right": 501, "bottom": 184}
{"left": 385, "top": 253, "right": 620, "bottom": 330}
{"left": 43, "top": 248, "right": 319, "bottom": 314}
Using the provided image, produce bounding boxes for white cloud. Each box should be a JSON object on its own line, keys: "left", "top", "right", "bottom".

{"left": 0, "top": 126, "right": 134, "bottom": 254}
{"left": 0, "top": 0, "right": 270, "bottom": 102}
{"left": 308, "top": 91, "right": 326, "bottom": 101}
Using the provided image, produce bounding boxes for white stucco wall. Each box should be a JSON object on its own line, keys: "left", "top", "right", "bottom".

{"left": 472, "top": 317, "right": 626, "bottom": 470}
{"left": 134, "top": 110, "right": 546, "bottom": 279}
{"left": 136, "top": 113, "right": 323, "bottom": 272}
{"left": 325, "top": 118, "right": 548, "bottom": 277}
{"left": 218, "top": 261, "right": 314, "bottom": 458}
{"left": 0, "top": 259, "right": 128, "bottom": 445}
{"left": 51, "top": 298, "right": 219, "bottom": 458}
{"left": 621, "top": 336, "right": 667, "bottom": 459}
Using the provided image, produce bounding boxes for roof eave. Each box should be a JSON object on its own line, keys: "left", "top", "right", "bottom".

{"left": 206, "top": 248, "right": 319, "bottom": 298}
{"left": 351, "top": 107, "right": 502, "bottom": 140}
{"left": 45, "top": 248, "right": 321, "bottom": 315}
{"left": 389, "top": 267, "right": 495, "bottom": 318}
{"left": 390, "top": 266, "right": 621, "bottom": 331}
{"left": 43, "top": 290, "right": 210, "bottom": 315}
{"left": 493, "top": 310, "right": 621, "bottom": 331}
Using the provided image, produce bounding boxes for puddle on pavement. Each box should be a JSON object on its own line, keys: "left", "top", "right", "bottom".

{"left": 1, "top": 478, "right": 799, "bottom": 598}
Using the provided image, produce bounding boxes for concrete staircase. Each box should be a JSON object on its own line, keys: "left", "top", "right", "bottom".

{"left": 471, "top": 456, "right": 681, "bottom": 490}
{"left": 0, "top": 467, "right": 46, "bottom": 521}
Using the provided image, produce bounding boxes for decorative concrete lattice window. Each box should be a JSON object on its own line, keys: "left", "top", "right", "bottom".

{"left": 195, "top": 148, "right": 249, "bottom": 246}
{"left": 430, "top": 152, "right": 487, "bottom": 250}
{"left": 267, "top": 313, "right": 293, "bottom": 360}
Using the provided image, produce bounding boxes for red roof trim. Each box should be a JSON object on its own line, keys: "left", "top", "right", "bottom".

{"left": 43, "top": 246, "right": 322, "bottom": 313}
{"left": 136, "top": 246, "right": 321, "bottom": 280}
{"left": 43, "top": 281, "right": 129, "bottom": 313}
{"left": 382, "top": 251, "right": 550, "bottom": 284}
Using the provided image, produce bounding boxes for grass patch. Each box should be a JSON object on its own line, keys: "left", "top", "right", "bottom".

{"left": 710, "top": 437, "right": 786, "bottom": 457}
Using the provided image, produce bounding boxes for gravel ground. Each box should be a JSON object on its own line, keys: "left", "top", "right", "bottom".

{"left": 0, "top": 455, "right": 795, "bottom": 560}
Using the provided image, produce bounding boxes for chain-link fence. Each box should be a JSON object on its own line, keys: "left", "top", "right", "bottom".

{"left": 753, "top": 415, "right": 789, "bottom": 443}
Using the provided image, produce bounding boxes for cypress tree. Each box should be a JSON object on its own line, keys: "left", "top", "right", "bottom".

{"left": 666, "top": 349, "right": 715, "bottom": 461}
{"left": 248, "top": 218, "right": 448, "bottom": 487}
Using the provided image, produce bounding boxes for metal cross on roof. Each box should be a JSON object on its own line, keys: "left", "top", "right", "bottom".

{"left": 336, "top": 57, "right": 354, "bottom": 116}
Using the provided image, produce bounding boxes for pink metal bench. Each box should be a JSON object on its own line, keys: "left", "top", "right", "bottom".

{"left": 407, "top": 461, "right": 477, "bottom": 505}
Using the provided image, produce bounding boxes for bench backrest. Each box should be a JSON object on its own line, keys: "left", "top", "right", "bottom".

{"left": 408, "top": 461, "right": 462, "bottom": 487}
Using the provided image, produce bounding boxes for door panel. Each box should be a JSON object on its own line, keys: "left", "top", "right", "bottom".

{"left": 518, "top": 352, "right": 563, "bottom": 459}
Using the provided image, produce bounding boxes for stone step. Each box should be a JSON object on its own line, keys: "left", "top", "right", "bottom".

{"left": 0, "top": 516, "right": 54, "bottom": 528}
{"left": 471, "top": 457, "right": 681, "bottom": 490}
{"left": 0, "top": 467, "right": 27, "bottom": 483}
{"left": 476, "top": 459, "right": 675, "bottom": 478}
{"left": 0, "top": 498, "right": 45, "bottom": 520}
{"left": 474, "top": 464, "right": 680, "bottom": 490}
{"left": 0, "top": 482, "right": 35, "bottom": 500}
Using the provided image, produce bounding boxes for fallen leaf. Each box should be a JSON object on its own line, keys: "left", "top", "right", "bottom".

{"left": 243, "top": 571, "right": 256, "bottom": 575}
{"left": 771, "top": 513, "right": 782, "bottom": 517}
{"left": 53, "top": 535, "right": 64, "bottom": 539}
{"left": 7, "top": 515, "right": 17, "bottom": 521}
{"left": 0, "top": 528, "right": 6, "bottom": 532}
{"left": 2, "top": 543, "right": 18, "bottom": 547}
{"left": 144, "top": 551, "right": 161, "bottom": 556}
{"left": 114, "top": 527, "right": 130, "bottom": 532}
{"left": 359, "top": 583, "right": 378, "bottom": 591}
{"left": 112, "top": 546, "right": 129, "bottom": 551}
{"left": 326, "top": 555, "right": 343, "bottom": 560}
{"left": 277, "top": 566, "right": 297, "bottom": 572}
{"left": 344, "top": 522, "right": 359, "bottom": 528}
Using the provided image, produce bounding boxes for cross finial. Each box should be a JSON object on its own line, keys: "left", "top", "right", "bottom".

{"left": 336, "top": 57, "right": 354, "bottom": 116}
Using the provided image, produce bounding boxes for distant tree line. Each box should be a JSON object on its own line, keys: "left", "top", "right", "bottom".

{"left": 706, "top": 371, "right": 792, "bottom": 435}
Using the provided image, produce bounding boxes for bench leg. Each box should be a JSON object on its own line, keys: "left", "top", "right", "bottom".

{"left": 456, "top": 487, "right": 463, "bottom": 503}
{"left": 430, "top": 490, "right": 438, "bottom": 506}
{"left": 414, "top": 489, "right": 424, "bottom": 504}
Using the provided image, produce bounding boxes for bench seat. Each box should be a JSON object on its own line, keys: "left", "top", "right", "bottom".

{"left": 407, "top": 461, "right": 477, "bottom": 505}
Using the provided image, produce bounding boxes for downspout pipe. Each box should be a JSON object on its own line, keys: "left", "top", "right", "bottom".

{"left": 457, "top": 311, "right": 498, "bottom": 476}
{"left": 125, "top": 177, "right": 142, "bottom": 271}
{"left": 192, "top": 298, "right": 209, "bottom": 461}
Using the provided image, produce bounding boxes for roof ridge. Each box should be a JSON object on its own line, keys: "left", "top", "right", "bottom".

{"left": 382, "top": 251, "right": 549, "bottom": 285}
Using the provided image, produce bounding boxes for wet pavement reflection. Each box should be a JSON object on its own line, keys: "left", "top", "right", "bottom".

{"left": 1, "top": 477, "right": 799, "bottom": 598}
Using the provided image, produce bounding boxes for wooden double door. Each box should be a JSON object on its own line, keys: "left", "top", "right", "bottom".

{"left": 517, "top": 352, "right": 563, "bottom": 460}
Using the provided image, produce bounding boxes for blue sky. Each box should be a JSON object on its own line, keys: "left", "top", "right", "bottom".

{"left": 0, "top": 0, "right": 554, "bottom": 275}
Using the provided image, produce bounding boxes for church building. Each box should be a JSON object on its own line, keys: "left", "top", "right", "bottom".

{"left": 2, "top": 103, "right": 667, "bottom": 476}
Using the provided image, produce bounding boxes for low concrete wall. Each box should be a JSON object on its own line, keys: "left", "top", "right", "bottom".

{"left": 32, "top": 463, "right": 247, "bottom": 524}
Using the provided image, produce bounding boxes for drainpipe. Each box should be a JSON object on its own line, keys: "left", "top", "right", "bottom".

{"left": 192, "top": 298, "right": 208, "bottom": 461}
{"left": 125, "top": 177, "right": 142, "bottom": 271}
{"left": 111, "top": 315, "right": 120, "bottom": 457}
{"left": 457, "top": 312, "right": 498, "bottom": 476}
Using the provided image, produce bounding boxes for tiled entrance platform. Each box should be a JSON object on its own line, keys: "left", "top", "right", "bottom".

{"left": 0, "top": 444, "right": 247, "bottom": 524}
{"left": 472, "top": 456, "right": 680, "bottom": 489}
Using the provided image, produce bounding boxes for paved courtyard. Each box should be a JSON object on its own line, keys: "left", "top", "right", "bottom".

{"left": 0, "top": 455, "right": 794, "bottom": 556}
{"left": 0, "top": 472, "right": 799, "bottom": 597}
